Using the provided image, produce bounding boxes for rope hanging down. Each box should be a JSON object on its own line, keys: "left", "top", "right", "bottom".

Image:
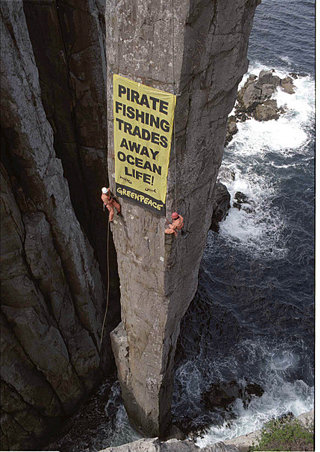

{"left": 99, "top": 217, "right": 110, "bottom": 350}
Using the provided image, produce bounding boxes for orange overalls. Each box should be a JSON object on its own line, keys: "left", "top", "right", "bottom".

{"left": 165, "top": 215, "right": 184, "bottom": 237}
{"left": 101, "top": 191, "right": 121, "bottom": 222}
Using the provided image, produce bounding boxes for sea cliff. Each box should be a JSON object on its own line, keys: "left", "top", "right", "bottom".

{"left": 0, "top": 0, "right": 259, "bottom": 448}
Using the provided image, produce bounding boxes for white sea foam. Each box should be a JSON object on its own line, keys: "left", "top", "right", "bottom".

{"left": 181, "top": 339, "right": 315, "bottom": 448}
{"left": 196, "top": 380, "right": 313, "bottom": 448}
{"left": 279, "top": 55, "right": 293, "bottom": 66}
{"left": 104, "top": 382, "right": 141, "bottom": 447}
{"left": 218, "top": 163, "right": 285, "bottom": 259}
{"left": 218, "top": 65, "right": 314, "bottom": 259}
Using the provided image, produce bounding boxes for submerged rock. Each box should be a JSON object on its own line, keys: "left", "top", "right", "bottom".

{"left": 232, "top": 191, "right": 255, "bottom": 213}
{"left": 243, "top": 383, "right": 265, "bottom": 408}
{"left": 202, "top": 381, "right": 241, "bottom": 410}
{"left": 234, "top": 191, "right": 249, "bottom": 204}
{"left": 202, "top": 381, "right": 264, "bottom": 411}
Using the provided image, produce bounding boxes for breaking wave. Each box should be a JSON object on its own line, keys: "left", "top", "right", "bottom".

{"left": 218, "top": 64, "right": 314, "bottom": 259}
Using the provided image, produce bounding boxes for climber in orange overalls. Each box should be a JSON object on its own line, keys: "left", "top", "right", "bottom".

{"left": 101, "top": 187, "right": 121, "bottom": 222}
{"left": 165, "top": 212, "right": 184, "bottom": 237}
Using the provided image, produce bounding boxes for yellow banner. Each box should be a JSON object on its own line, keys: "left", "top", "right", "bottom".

{"left": 113, "top": 74, "right": 176, "bottom": 215}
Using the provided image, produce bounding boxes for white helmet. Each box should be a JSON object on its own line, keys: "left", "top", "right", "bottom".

{"left": 101, "top": 187, "right": 108, "bottom": 194}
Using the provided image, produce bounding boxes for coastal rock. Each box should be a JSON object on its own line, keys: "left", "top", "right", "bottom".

{"left": 253, "top": 99, "right": 280, "bottom": 121}
{"left": 107, "top": 0, "right": 261, "bottom": 437}
{"left": 99, "top": 437, "right": 239, "bottom": 451}
{"left": 237, "top": 70, "right": 279, "bottom": 112}
{"left": 210, "top": 183, "right": 231, "bottom": 232}
{"left": 280, "top": 76, "right": 295, "bottom": 94}
{"left": 297, "top": 409, "right": 314, "bottom": 429}
{"left": 289, "top": 72, "right": 299, "bottom": 79}
{"left": 234, "top": 191, "right": 249, "bottom": 205}
{"left": 0, "top": 0, "right": 119, "bottom": 448}
{"left": 232, "top": 192, "right": 255, "bottom": 212}
{"left": 225, "top": 116, "right": 238, "bottom": 145}
{"left": 229, "top": 69, "right": 296, "bottom": 143}
{"left": 255, "top": 69, "right": 281, "bottom": 88}
{"left": 238, "top": 81, "right": 262, "bottom": 111}
{"left": 260, "top": 83, "right": 277, "bottom": 101}
{"left": 98, "top": 410, "right": 314, "bottom": 452}
{"left": 202, "top": 381, "right": 264, "bottom": 411}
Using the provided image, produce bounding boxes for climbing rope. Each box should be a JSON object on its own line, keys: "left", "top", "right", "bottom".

{"left": 99, "top": 215, "right": 110, "bottom": 350}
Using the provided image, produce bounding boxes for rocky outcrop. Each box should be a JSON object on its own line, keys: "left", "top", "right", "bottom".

{"left": 225, "top": 117, "right": 238, "bottom": 146}
{"left": 99, "top": 410, "right": 314, "bottom": 452}
{"left": 225, "top": 69, "right": 297, "bottom": 145}
{"left": 236, "top": 69, "right": 289, "bottom": 121}
{"left": 0, "top": 1, "right": 119, "bottom": 449}
{"left": 100, "top": 438, "right": 239, "bottom": 452}
{"left": 106, "top": 0, "right": 260, "bottom": 438}
{"left": 210, "top": 182, "right": 231, "bottom": 232}
{"left": 237, "top": 70, "right": 282, "bottom": 114}
{"left": 202, "top": 381, "right": 264, "bottom": 411}
{"left": 232, "top": 192, "right": 255, "bottom": 214}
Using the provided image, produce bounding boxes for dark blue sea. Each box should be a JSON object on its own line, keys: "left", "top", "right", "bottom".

{"left": 50, "top": 0, "right": 315, "bottom": 449}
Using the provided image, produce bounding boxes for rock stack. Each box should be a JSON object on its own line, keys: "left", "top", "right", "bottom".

{"left": 225, "top": 69, "right": 298, "bottom": 145}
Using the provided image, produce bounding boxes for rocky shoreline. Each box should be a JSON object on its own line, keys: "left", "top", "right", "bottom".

{"left": 99, "top": 410, "right": 314, "bottom": 452}
{"left": 211, "top": 68, "right": 303, "bottom": 232}
{"left": 225, "top": 69, "right": 298, "bottom": 146}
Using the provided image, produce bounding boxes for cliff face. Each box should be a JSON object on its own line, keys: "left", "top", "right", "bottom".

{"left": 106, "top": 0, "right": 260, "bottom": 438}
{"left": 0, "top": 0, "right": 259, "bottom": 449}
{"left": 0, "top": 1, "right": 119, "bottom": 449}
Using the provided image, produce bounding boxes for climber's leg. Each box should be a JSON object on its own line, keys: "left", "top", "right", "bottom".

{"left": 107, "top": 205, "right": 114, "bottom": 222}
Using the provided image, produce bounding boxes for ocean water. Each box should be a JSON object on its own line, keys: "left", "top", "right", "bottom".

{"left": 173, "top": 0, "right": 315, "bottom": 446}
{"left": 49, "top": 1, "right": 315, "bottom": 450}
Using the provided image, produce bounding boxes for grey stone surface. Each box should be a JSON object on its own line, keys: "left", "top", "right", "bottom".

{"left": 235, "top": 69, "right": 294, "bottom": 123}
{"left": 100, "top": 437, "right": 239, "bottom": 452}
{"left": 237, "top": 70, "right": 281, "bottom": 113}
{"left": 225, "top": 116, "right": 238, "bottom": 145}
{"left": 210, "top": 182, "right": 231, "bottom": 232}
{"left": 256, "top": 69, "right": 281, "bottom": 87}
{"left": 1, "top": 0, "right": 261, "bottom": 448}
{"left": 296, "top": 409, "right": 314, "bottom": 428}
{"left": 106, "top": 0, "right": 260, "bottom": 438}
{"left": 22, "top": 0, "right": 114, "bottom": 282}
{"left": 253, "top": 99, "right": 280, "bottom": 121}
{"left": 280, "top": 75, "right": 295, "bottom": 94}
{"left": 0, "top": 0, "right": 113, "bottom": 448}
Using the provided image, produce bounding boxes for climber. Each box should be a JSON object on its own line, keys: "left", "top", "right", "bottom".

{"left": 101, "top": 187, "right": 121, "bottom": 222}
{"left": 165, "top": 212, "right": 184, "bottom": 237}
